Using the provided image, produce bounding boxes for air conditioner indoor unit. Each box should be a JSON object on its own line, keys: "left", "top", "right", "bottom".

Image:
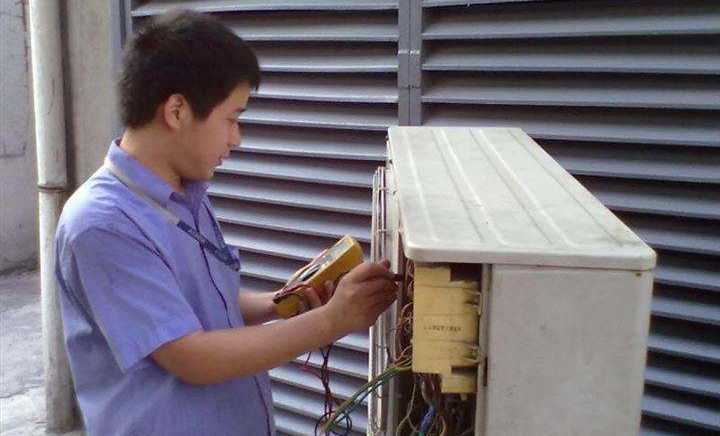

{"left": 367, "top": 127, "right": 656, "bottom": 436}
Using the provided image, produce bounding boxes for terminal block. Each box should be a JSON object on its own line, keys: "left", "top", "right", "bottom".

{"left": 412, "top": 264, "right": 482, "bottom": 393}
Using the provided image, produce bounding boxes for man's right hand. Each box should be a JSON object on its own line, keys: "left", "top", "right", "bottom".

{"left": 152, "top": 259, "right": 400, "bottom": 385}
{"left": 324, "top": 259, "right": 399, "bottom": 336}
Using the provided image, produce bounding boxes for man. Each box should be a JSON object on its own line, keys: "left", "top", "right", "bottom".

{"left": 55, "top": 10, "right": 397, "bottom": 436}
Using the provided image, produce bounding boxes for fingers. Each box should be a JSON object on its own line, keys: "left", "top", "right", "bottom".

{"left": 373, "top": 293, "right": 397, "bottom": 311}
{"left": 303, "top": 287, "right": 322, "bottom": 309}
{"left": 367, "top": 286, "right": 398, "bottom": 313}
{"left": 369, "top": 293, "right": 397, "bottom": 319}
{"left": 323, "top": 281, "right": 335, "bottom": 304}
{"left": 347, "top": 261, "right": 400, "bottom": 283}
{"left": 377, "top": 259, "right": 402, "bottom": 281}
{"left": 358, "top": 277, "right": 399, "bottom": 298}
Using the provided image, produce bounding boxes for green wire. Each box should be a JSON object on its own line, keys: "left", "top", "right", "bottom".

{"left": 326, "top": 372, "right": 395, "bottom": 430}
{"left": 323, "top": 363, "right": 411, "bottom": 432}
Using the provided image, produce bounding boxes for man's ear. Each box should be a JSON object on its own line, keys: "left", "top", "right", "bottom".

{"left": 161, "top": 94, "right": 190, "bottom": 130}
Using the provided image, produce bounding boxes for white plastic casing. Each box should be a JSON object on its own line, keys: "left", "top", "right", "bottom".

{"left": 370, "top": 127, "right": 656, "bottom": 436}
{"left": 387, "top": 126, "right": 655, "bottom": 271}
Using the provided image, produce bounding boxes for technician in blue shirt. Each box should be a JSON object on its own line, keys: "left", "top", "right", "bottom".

{"left": 55, "top": 10, "right": 398, "bottom": 436}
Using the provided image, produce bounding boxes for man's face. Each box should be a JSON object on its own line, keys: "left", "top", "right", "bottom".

{"left": 175, "top": 82, "right": 250, "bottom": 182}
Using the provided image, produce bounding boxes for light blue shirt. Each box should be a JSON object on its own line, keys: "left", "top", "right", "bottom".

{"left": 55, "top": 141, "right": 274, "bottom": 435}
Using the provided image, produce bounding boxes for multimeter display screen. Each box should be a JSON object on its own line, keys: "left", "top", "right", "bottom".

{"left": 297, "top": 263, "right": 321, "bottom": 282}
{"left": 289, "top": 237, "right": 353, "bottom": 285}
{"left": 315, "top": 237, "right": 352, "bottom": 267}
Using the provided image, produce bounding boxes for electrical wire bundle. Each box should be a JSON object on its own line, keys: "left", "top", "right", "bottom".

{"left": 302, "top": 343, "right": 350, "bottom": 436}
{"left": 302, "top": 273, "right": 354, "bottom": 436}
{"left": 396, "top": 258, "right": 475, "bottom": 436}
{"left": 314, "top": 257, "right": 475, "bottom": 435}
{"left": 392, "top": 259, "right": 476, "bottom": 435}
{"left": 315, "top": 259, "right": 415, "bottom": 435}
{"left": 397, "top": 372, "right": 474, "bottom": 436}
{"left": 397, "top": 259, "right": 475, "bottom": 435}
{"left": 393, "top": 259, "right": 414, "bottom": 364}
{"left": 315, "top": 259, "right": 414, "bottom": 435}
{"left": 322, "top": 357, "right": 412, "bottom": 434}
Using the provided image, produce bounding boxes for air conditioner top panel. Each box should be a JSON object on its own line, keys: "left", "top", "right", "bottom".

{"left": 387, "top": 126, "right": 656, "bottom": 270}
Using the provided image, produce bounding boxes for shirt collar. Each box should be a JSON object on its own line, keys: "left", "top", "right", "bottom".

{"left": 106, "top": 139, "right": 209, "bottom": 209}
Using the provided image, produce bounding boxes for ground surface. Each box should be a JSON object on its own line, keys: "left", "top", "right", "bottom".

{"left": 0, "top": 271, "right": 83, "bottom": 436}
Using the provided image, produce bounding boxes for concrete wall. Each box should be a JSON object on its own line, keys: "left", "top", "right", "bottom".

{"left": 0, "top": 0, "right": 38, "bottom": 273}
{"left": 64, "top": 0, "right": 120, "bottom": 187}
{"left": 0, "top": 0, "right": 120, "bottom": 274}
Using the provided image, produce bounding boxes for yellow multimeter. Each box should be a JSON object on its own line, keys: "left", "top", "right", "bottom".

{"left": 273, "top": 235, "right": 364, "bottom": 319}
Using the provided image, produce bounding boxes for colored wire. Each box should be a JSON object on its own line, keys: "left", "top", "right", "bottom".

{"left": 395, "top": 374, "right": 419, "bottom": 435}
{"left": 324, "top": 256, "right": 478, "bottom": 435}
{"left": 419, "top": 406, "right": 435, "bottom": 435}
{"left": 322, "top": 360, "right": 411, "bottom": 433}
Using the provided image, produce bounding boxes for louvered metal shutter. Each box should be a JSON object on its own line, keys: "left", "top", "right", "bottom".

{"left": 128, "top": 1, "right": 399, "bottom": 434}
{"left": 416, "top": 1, "right": 720, "bottom": 434}
{"left": 124, "top": 1, "right": 718, "bottom": 434}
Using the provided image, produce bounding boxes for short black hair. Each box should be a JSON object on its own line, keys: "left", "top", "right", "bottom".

{"left": 119, "top": 10, "right": 260, "bottom": 128}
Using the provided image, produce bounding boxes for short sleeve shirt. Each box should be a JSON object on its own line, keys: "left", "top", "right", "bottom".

{"left": 55, "top": 141, "right": 274, "bottom": 436}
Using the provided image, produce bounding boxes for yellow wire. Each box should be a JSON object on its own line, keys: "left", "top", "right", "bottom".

{"left": 395, "top": 377, "right": 418, "bottom": 436}
{"left": 439, "top": 416, "right": 447, "bottom": 436}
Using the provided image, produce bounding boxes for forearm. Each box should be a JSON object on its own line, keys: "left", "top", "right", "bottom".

{"left": 237, "top": 290, "right": 278, "bottom": 325}
{"left": 154, "top": 260, "right": 399, "bottom": 385}
{"left": 153, "top": 305, "right": 341, "bottom": 384}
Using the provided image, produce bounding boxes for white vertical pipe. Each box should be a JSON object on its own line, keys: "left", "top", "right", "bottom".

{"left": 38, "top": 191, "right": 73, "bottom": 430}
{"left": 29, "top": 0, "right": 67, "bottom": 187}
{"left": 28, "top": 0, "right": 75, "bottom": 431}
